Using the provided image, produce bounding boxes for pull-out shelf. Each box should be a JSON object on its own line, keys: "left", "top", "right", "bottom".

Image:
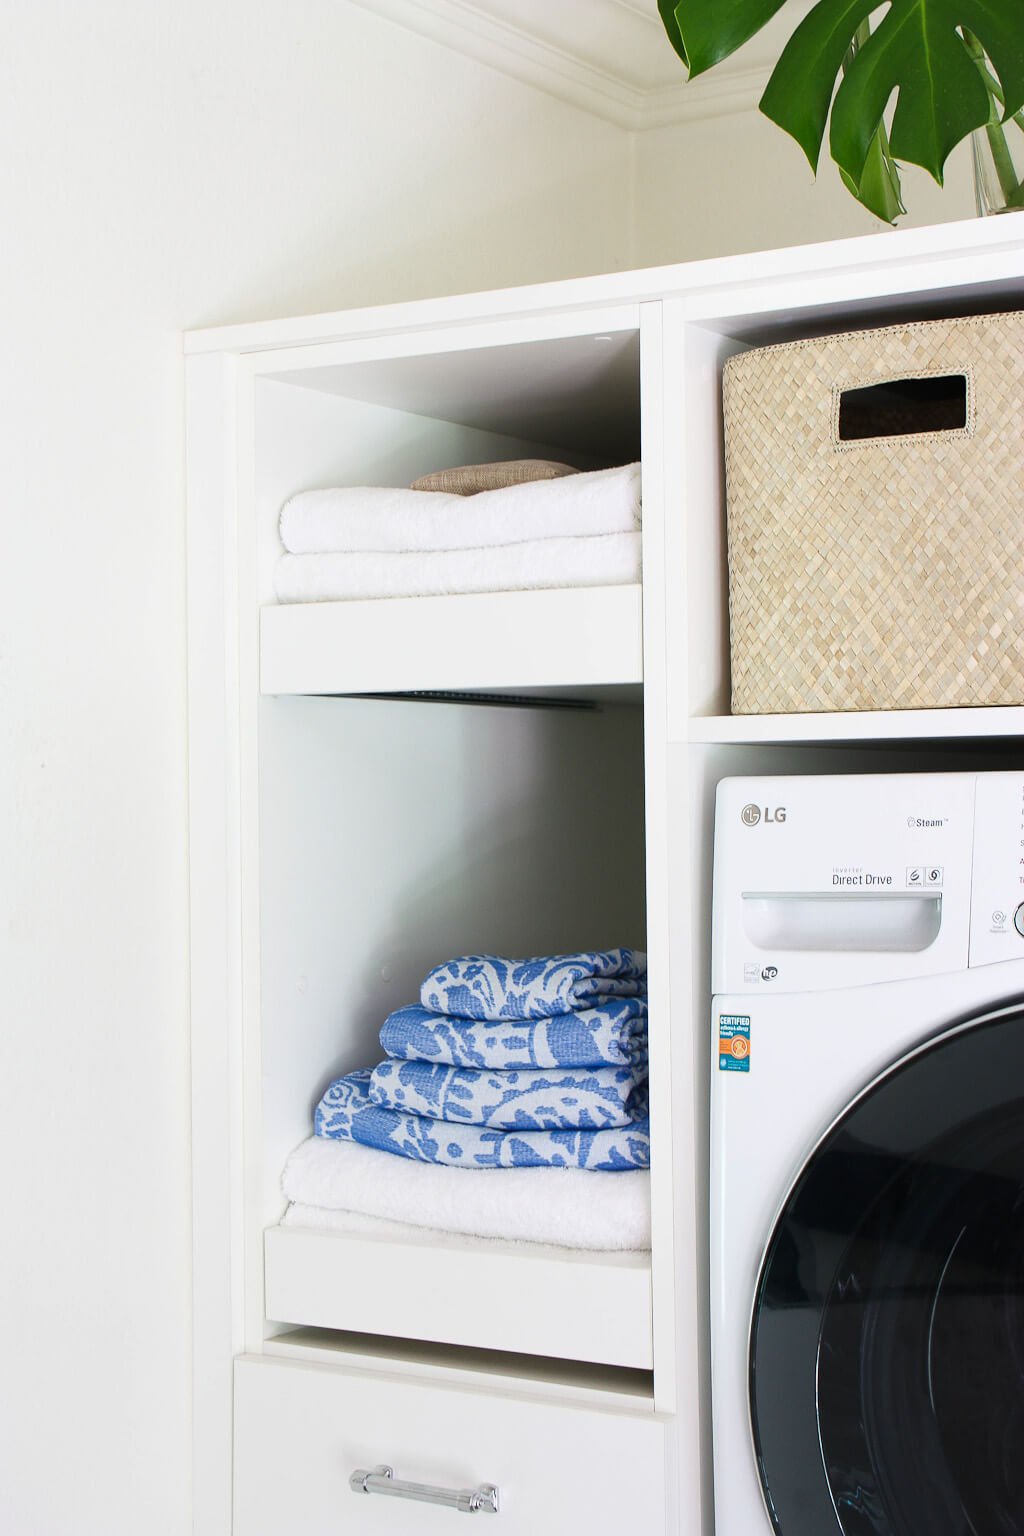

{"left": 259, "top": 584, "right": 643, "bottom": 698}
{"left": 264, "top": 1224, "right": 653, "bottom": 1370}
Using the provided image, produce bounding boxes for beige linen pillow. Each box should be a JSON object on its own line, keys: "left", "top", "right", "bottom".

{"left": 411, "top": 459, "right": 577, "bottom": 495}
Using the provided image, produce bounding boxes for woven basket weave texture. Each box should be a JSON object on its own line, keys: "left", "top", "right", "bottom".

{"left": 723, "top": 311, "right": 1024, "bottom": 713}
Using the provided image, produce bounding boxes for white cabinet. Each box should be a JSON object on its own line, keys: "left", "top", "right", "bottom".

{"left": 187, "top": 210, "right": 1024, "bottom": 1536}
{"left": 234, "top": 1356, "right": 667, "bottom": 1535}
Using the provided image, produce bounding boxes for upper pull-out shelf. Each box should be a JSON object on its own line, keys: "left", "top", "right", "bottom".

{"left": 260, "top": 583, "right": 643, "bottom": 699}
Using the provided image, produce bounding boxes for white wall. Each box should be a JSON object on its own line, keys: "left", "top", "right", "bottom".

{"left": 633, "top": 105, "right": 976, "bottom": 264}
{"left": 0, "top": 6, "right": 629, "bottom": 1534}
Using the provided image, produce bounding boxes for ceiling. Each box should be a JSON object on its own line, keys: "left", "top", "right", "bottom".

{"left": 348, "top": 0, "right": 817, "bottom": 129}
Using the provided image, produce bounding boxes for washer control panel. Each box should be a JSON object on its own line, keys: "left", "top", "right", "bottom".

{"left": 712, "top": 771, "right": 1024, "bottom": 991}
{"left": 968, "top": 772, "right": 1024, "bottom": 967}
{"left": 711, "top": 773, "right": 977, "bottom": 994}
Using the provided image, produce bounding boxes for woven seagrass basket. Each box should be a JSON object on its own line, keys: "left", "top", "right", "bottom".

{"left": 723, "top": 311, "right": 1024, "bottom": 713}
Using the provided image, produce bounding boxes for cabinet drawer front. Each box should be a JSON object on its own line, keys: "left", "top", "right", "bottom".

{"left": 264, "top": 1226, "right": 654, "bottom": 1370}
{"left": 234, "top": 1356, "right": 667, "bottom": 1535}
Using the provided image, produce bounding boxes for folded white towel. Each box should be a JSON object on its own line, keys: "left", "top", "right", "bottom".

{"left": 281, "top": 1135, "right": 651, "bottom": 1251}
{"left": 279, "top": 463, "right": 641, "bottom": 555}
{"left": 281, "top": 1202, "right": 635, "bottom": 1261}
{"left": 273, "top": 531, "right": 641, "bottom": 604}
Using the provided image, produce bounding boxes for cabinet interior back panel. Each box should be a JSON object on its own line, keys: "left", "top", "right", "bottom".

{"left": 257, "top": 694, "right": 646, "bottom": 1229}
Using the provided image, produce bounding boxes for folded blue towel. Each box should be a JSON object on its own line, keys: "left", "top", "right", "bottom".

{"left": 315, "top": 1070, "right": 650, "bottom": 1171}
{"left": 369, "top": 1059, "right": 648, "bottom": 1131}
{"left": 380, "top": 999, "right": 648, "bottom": 1070}
{"left": 420, "top": 949, "right": 647, "bottom": 1022}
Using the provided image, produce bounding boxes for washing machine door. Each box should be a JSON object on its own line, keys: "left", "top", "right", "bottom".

{"left": 751, "top": 999, "right": 1024, "bottom": 1536}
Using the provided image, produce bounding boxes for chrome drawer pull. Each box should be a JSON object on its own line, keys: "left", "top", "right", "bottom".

{"left": 349, "top": 1463, "right": 499, "bottom": 1514}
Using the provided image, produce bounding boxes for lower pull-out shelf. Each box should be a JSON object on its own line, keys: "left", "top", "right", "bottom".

{"left": 264, "top": 1225, "right": 653, "bottom": 1370}
{"left": 234, "top": 1354, "right": 667, "bottom": 1534}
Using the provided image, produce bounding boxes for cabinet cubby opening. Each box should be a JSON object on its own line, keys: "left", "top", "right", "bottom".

{"left": 254, "top": 691, "right": 651, "bottom": 1368}
{"left": 679, "top": 275, "right": 1024, "bottom": 736}
{"left": 252, "top": 322, "right": 643, "bottom": 610}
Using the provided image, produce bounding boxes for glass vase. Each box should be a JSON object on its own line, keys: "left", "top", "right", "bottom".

{"left": 971, "top": 115, "right": 1024, "bottom": 215}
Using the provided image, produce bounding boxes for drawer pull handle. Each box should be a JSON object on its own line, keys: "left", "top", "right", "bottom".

{"left": 349, "top": 1463, "right": 499, "bottom": 1515}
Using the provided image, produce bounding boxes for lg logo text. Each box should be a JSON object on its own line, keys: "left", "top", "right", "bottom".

{"left": 741, "top": 803, "right": 787, "bottom": 826}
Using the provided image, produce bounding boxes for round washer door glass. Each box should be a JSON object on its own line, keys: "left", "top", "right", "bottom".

{"left": 751, "top": 1002, "right": 1024, "bottom": 1536}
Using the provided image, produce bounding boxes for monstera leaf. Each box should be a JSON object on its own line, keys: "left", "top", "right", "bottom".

{"left": 662, "top": 0, "right": 1024, "bottom": 220}
{"left": 657, "top": 0, "right": 787, "bottom": 74}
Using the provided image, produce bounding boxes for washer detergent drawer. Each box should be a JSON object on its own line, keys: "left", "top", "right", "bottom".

{"left": 234, "top": 1356, "right": 667, "bottom": 1535}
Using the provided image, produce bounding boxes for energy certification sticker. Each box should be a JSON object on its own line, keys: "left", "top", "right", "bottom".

{"left": 719, "top": 1014, "right": 751, "bottom": 1073}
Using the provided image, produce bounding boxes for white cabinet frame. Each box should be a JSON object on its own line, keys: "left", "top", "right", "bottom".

{"left": 186, "top": 211, "right": 1024, "bottom": 1536}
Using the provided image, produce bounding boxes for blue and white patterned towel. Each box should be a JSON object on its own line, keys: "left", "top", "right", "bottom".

{"left": 380, "top": 999, "right": 648, "bottom": 1070}
{"left": 420, "top": 949, "right": 647, "bottom": 1022}
{"left": 315, "top": 1070, "right": 650, "bottom": 1171}
{"left": 369, "top": 1059, "right": 648, "bottom": 1131}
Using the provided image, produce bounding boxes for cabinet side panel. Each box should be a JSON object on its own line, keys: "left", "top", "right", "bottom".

{"left": 186, "top": 352, "right": 245, "bottom": 1536}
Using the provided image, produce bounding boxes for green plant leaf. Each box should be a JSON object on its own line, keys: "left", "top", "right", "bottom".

{"left": 760, "top": 0, "right": 878, "bottom": 170}
{"left": 657, "top": 0, "right": 688, "bottom": 67}
{"left": 670, "top": 0, "right": 788, "bottom": 77}
{"left": 959, "top": 2, "right": 1024, "bottom": 118}
{"left": 657, "top": 0, "right": 1024, "bottom": 218}
{"left": 837, "top": 120, "right": 908, "bottom": 222}
{"left": 830, "top": 5, "right": 992, "bottom": 187}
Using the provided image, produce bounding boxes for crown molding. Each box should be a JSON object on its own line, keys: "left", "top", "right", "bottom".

{"left": 639, "top": 65, "right": 773, "bottom": 129}
{"left": 346, "top": 0, "right": 773, "bottom": 130}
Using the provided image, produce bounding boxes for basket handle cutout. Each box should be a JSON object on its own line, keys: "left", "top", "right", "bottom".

{"left": 837, "top": 373, "right": 968, "bottom": 441}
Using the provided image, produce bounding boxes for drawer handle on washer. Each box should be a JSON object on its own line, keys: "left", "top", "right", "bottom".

{"left": 349, "top": 1463, "right": 499, "bottom": 1514}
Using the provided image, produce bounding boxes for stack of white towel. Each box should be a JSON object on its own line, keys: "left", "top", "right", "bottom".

{"left": 281, "top": 1136, "right": 651, "bottom": 1253}
{"left": 273, "top": 461, "right": 642, "bottom": 604}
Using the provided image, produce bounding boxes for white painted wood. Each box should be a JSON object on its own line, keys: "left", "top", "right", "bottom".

{"left": 677, "top": 322, "right": 747, "bottom": 730}
{"left": 654, "top": 303, "right": 745, "bottom": 1522}
{"left": 183, "top": 274, "right": 646, "bottom": 356}
{"left": 660, "top": 301, "right": 746, "bottom": 735}
{"left": 687, "top": 706, "right": 1024, "bottom": 745}
{"left": 260, "top": 585, "right": 643, "bottom": 696}
{"left": 250, "top": 305, "right": 640, "bottom": 378}
{"left": 186, "top": 351, "right": 247, "bottom": 1536}
{"left": 638, "top": 299, "right": 705, "bottom": 1527}
{"left": 234, "top": 1355, "right": 668, "bottom": 1534}
{"left": 263, "top": 1226, "right": 653, "bottom": 1369}
{"left": 636, "top": 301, "right": 677, "bottom": 1410}
{"left": 682, "top": 240, "right": 1024, "bottom": 335}
{"left": 235, "top": 353, "right": 271, "bottom": 1358}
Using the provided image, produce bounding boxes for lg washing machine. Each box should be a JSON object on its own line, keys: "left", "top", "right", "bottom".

{"left": 711, "top": 771, "right": 1024, "bottom": 1536}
